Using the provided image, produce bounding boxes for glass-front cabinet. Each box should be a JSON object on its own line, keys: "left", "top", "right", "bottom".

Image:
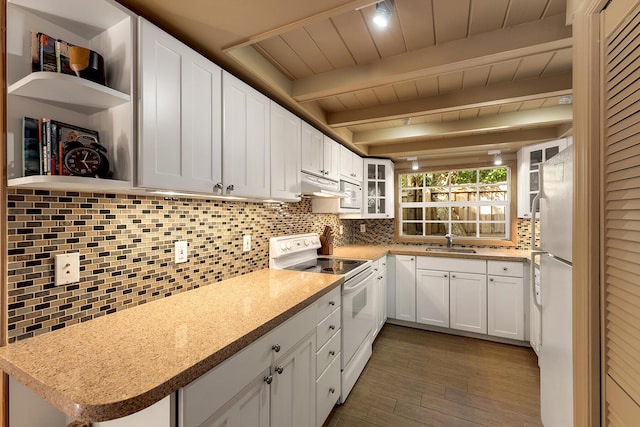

{"left": 364, "top": 159, "right": 394, "bottom": 218}
{"left": 516, "top": 137, "right": 571, "bottom": 218}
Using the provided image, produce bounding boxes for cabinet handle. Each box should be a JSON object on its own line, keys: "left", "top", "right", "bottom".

{"left": 329, "top": 325, "right": 336, "bottom": 330}
{"left": 275, "top": 365, "right": 284, "bottom": 374}
{"left": 374, "top": 268, "right": 378, "bottom": 272}
{"left": 382, "top": 263, "right": 386, "bottom": 267}
{"left": 452, "top": 275, "right": 456, "bottom": 278}
{"left": 320, "top": 169, "right": 325, "bottom": 175}
{"left": 444, "top": 274, "right": 448, "bottom": 278}
{"left": 329, "top": 388, "right": 336, "bottom": 394}
{"left": 213, "top": 182, "right": 223, "bottom": 193}
{"left": 329, "top": 300, "right": 336, "bottom": 306}
{"left": 264, "top": 375, "right": 273, "bottom": 384}
{"left": 226, "top": 184, "right": 234, "bottom": 193}
{"left": 490, "top": 278, "right": 494, "bottom": 282}
{"left": 503, "top": 267, "right": 508, "bottom": 271}
{"left": 272, "top": 344, "right": 281, "bottom": 353}
{"left": 329, "top": 350, "right": 336, "bottom": 356}
{"left": 410, "top": 258, "right": 414, "bottom": 261}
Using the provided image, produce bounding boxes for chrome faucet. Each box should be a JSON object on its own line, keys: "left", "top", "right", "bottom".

{"left": 445, "top": 233, "right": 453, "bottom": 248}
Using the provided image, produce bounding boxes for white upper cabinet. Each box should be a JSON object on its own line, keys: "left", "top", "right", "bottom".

{"left": 516, "top": 137, "right": 570, "bottom": 218}
{"left": 6, "top": 0, "right": 135, "bottom": 191}
{"left": 138, "top": 18, "right": 222, "bottom": 193}
{"left": 339, "top": 145, "right": 363, "bottom": 184}
{"left": 322, "top": 136, "right": 341, "bottom": 181}
{"left": 222, "top": 72, "right": 271, "bottom": 199}
{"left": 301, "top": 122, "right": 324, "bottom": 177}
{"left": 270, "top": 102, "right": 301, "bottom": 202}
{"left": 363, "top": 159, "right": 395, "bottom": 218}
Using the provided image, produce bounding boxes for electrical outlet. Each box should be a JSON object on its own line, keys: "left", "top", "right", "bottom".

{"left": 360, "top": 224, "right": 366, "bottom": 233}
{"left": 55, "top": 253, "right": 80, "bottom": 286}
{"left": 243, "top": 235, "right": 251, "bottom": 252}
{"left": 175, "top": 241, "right": 188, "bottom": 263}
{"left": 339, "top": 225, "right": 344, "bottom": 235}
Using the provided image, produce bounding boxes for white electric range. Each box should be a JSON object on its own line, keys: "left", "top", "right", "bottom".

{"left": 269, "top": 233, "right": 375, "bottom": 403}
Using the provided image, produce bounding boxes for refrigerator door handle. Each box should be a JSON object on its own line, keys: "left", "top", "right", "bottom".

{"left": 530, "top": 181, "right": 543, "bottom": 251}
{"left": 530, "top": 250, "right": 545, "bottom": 348}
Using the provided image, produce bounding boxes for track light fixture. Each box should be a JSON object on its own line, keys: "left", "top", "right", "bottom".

{"left": 373, "top": 0, "right": 394, "bottom": 28}
{"left": 407, "top": 156, "right": 419, "bottom": 171}
{"left": 488, "top": 150, "right": 503, "bottom": 165}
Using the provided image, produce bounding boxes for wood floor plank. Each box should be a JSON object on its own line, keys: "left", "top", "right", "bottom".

{"left": 324, "top": 325, "right": 542, "bottom": 427}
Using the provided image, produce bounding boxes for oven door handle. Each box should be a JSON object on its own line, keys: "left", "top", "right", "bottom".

{"left": 342, "top": 270, "right": 376, "bottom": 295}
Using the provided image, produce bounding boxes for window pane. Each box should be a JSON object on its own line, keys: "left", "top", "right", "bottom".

{"left": 426, "top": 187, "right": 449, "bottom": 202}
{"left": 479, "top": 168, "right": 507, "bottom": 184}
{"left": 479, "top": 189, "right": 507, "bottom": 201}
{"left": 402, "top": 189, "right": 423, "bottom": 202}
{"left": 402, "top": 207, "right": 422, "bottom": 220}
{"left": 452, "top": 222, "right": 476, "bottom": 237}
{"left": 479, "top": 223, "right": 506, "bottom": 238}
{"left": 424, "top": 222, "right": 447, "bottom": 236}
{"left": 480, "top": 205, "right": 505, "bottom": 221}
{"left": 425, "top": 172, "right": 448, "bottom": 186}
{"left": 426, "top": 207, "right": 449, "bottom": 221}
{"left": 403, "top": 222, "right": 423, "bottom": 235}
{"left": 451, "top": 170, "right": 477, "bottom": 184}
{"left": 452, "top": 206, "right": 477, "bottom": 222}
{"left": 451, "top": 185, "right": 477, "bottom": 202}
{"left": 402, "top": 173, "right": 423, "bottom": 188}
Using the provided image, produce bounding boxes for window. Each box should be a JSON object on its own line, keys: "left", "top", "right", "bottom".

{"left": 399, "top": 166, "right": 510, "bottom": 239}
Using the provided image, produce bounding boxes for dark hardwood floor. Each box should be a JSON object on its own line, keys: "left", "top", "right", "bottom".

{"left": 324, "top": 324, "right": 542, "bottom": 427}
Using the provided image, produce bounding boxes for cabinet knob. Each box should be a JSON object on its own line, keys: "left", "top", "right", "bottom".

{"left": 490, "top": 278, "right": 494, "bottom": 282}
{"left": 213, "top": 182, "right": 223, "bottom": 193}
{"left": 503, "top": 267, "right": 508, "bottom": 271}
{"left": 329, "top": 325, "right": 336, "bottom": 330}
{"left": 444, "top": 274, "right": 448, "bottom": 278}
{"left": 329, "top": 350, "right": 336, "bottom": 356}
{"left": 226, "top": 184, "right": 235, "bottom": 193}
{"left": 275, "top": 365, "right": 284, "bottom": 375}
{"left": 452, "top": 275, "right": 456, "bottom": 278}
{"left": 329, "top": 300, "right": 336, "bottom": 306}
{"left": 272, "top": 344, "right": 281, "bottom": 353}
{"left": 329, "top": 388, "right": 336, "bottom": 394}
{"left": 374, "top": 268, "right": 378, "bottom": 272}
{"left": 264, "top": 375, "right": 273, "bottom": 384}
{"left": 320, "top": 169, "right": 325, "bottom": 174}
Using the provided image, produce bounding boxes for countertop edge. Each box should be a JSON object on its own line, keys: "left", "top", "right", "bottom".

{"left": 331, "top": 245, "right": 530, "bottom": 262}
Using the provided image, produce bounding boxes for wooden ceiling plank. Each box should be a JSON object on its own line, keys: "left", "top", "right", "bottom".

{"left": 304, "top": 19, "right": 357, "bottom": 69}
{"left": 360, "top": 5, "right": 407, "bottom": 58}
{"left": 317, "top": 97, "right": 348, "bottom": 112}
{"left": 352, "top": 104, "right": 572, "bottom": 143}
{"left": 372, "top": 85, "right": 399, "bottom": 104}
{"left": 352, "top": 88, "right": 380, "bottom": 107}
{"left": 498, "top": 102, "right": 521, "bottom": 114}
{"left": 486, "top": 58, "right": 521, "bottom": 85}
{"left": 279, "top": 28, "right": 335, "bottom": 74}
{"left": 327, "top": 72, "right": 572, "bottom": 126}
{"left": 543, "top": 0, "right": 569, "bottom": 18}
{"left": 292, "top": 14, "right": 572, "bottom": 101}
{"left": 519, "top": 98, "right": 547, "bottom": 110}
{"left": 396, "top": 0, "right": 436, "bottom": 51}
{"left": 504, "top": 0, "right": 548, "bottom": 27}
{"left": 463, "top": 66, "right": 491, "bottom": 89}
{"left": 468, "top": 0, "right": 510, "bottom": 35}
{"left": 367, "top": 127, "right": 561, "bottom": 156}
{"left": 227, "top": 45, "right": 294, "bottom": 97}
{"left": 330, "top": 9, "right": 380, "bottom": 64}
{"left": 514, "top": 51, "right": 555, "bottom": 80}
{"left": 393, "top": 81, "right": 419, "bottom": 101}
{"left": 415, "top": 76, "right": 440, "bottom": 97}
{"left": 438, "top": 71, "right": 465, "bottom": 94}
{"left": 477, "top": 105, "right": 501, "bottom": 117}
{"left": 542, "top": 47, "right": 573, "bottom": 75}
{"left": 433, "top": 0, "right": 471, "bottom": 44}
{"left": 459, "top": 108, "right": 481, "bottom": 120}
{"left": 335, "top": 92, "right": 365, "bottom": 109}
{"left": 256, "top": 37, "right": 313, "bottom": 79}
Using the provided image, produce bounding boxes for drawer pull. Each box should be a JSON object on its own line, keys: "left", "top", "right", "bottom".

{"left": 452, "top": 275, "right": 456, "bottom": 278}
{"left": 329, "top": 388, "right": 336, "bottom": 394}
{"left": 329, "top": 350, "right": 336, "bottom": 356}
{"left": 490, "top": 278, "right": 494, "bottom": 282}
{"left": 444, "top": 274, "right": 448, "bottom": 278}
{"left": 329, "top": 300, "right": 336, "bottom": 306}
{"left": 275, "top": 365, "right": 284, "bottom": 375}
{"left": 329, "top": 325, "right": 336, "bottom": 330}
{"left": 503, "top": 267, "right": 508, "bottom": 271}
{"left": 272, "top": 344, "right": 281, "bottom": 353}
{"left": 264, "top": 375, "right": 273, "bottom": 384}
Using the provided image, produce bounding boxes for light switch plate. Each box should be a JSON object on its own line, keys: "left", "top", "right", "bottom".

{"left": 360, "top": 224, "right": 366, "bottom": 233}
{"left": 175, "top": 241, "right": 188, "bottom": 263}
{"left": 339, "top": 225, "right": 344, "bottom": 235}
{"left": 243, "top": 235, "right": 251, "bottom": 252}
{"left": 55, "top": 253, "right": 80, "bottom": 286}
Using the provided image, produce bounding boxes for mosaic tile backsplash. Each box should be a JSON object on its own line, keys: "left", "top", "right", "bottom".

{"left": 7, "top": 189, "right": 535, "bottom": 342}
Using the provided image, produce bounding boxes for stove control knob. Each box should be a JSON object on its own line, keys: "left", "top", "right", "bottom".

{"left": 280, "top": 243, "right": 286, "bottom": 251}
{"left": 304, "top": 239, "right": 309, "bottom": 246}
{"left": 286, "top": 243, "right": 292, "bottom": 249}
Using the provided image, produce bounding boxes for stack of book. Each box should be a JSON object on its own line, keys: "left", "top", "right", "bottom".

{"left": 22, "top": 117, "right": 99, "bottom": 177}
{"left": 31, "top": 31, "right": 74, "bottom": 75}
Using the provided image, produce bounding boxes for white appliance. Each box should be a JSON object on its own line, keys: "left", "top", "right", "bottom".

{"left": 300, "top": 172, "right": 349, "bottom": 198}
{"left": 339, "top": 180, "right": 362, "bottom": 210}
{"left": 530, "top": 145, "right": 573, "bottom": 427}
{"left": 268, "top": 233, "right": 374, "bottom": 403}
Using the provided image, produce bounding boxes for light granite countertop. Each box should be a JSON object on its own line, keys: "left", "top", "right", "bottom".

{"left": 332, "top": 244, "right": 531, "bottom": 262}
{"left": 0, "top": 269, "right": 343, "bottom": 422}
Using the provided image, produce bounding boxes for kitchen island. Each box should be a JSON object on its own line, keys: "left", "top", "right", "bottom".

{"left": 0, "top": 269, "right": 342, "bottom": 423}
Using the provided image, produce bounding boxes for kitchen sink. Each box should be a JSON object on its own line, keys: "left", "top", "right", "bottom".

{"left": 425, "top": 247, "right": 477, "bottom": 254}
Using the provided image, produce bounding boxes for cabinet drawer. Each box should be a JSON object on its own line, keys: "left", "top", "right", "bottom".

{"left": 316, "top": 329, "right": 341, "bottom": 378}
{"left": 316, "top": 353, "right": 341, "bottom": 427}
{"left": 417, "top": 256, "right": 486, "bottom": 274}
{"left": 317, "top": 287, "right": 341, "bottom": 322}
{"left": 374, "top": 256, "right": 388, "bottom": 272}
{"left": 317, "top": 307, "right": 341, "bottom": 349}
{"left": 487, "top": 260, "right": 524, "bottom": 277}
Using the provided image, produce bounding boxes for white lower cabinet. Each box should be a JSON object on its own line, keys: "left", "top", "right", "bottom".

{"left": 416, "top": 269, "right": 450, "bottom": 328}
{"left": 372, "top": 256, "right": 387, "bottom": 339}
{"left": 487, "top": 260, "right": 526, "bottom": 341}
{"left": 449, "top": 272, "right": 488, "bottom": 334}
{"left": 315, "top": 287, "right": 341, "bottom": 427}
{"left": 394, "top": 255, "right": 416, "bottom": 322}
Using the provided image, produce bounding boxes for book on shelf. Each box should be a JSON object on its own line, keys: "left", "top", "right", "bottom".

{"left": 30, "top": 30, "right": 40, "bottom": 73}
{"left": 22, "top": 117, "right": 41, "bottom": 176}
{"left": 55, "top": 39, "right": 74, "bottom": 76}
{"left": 38, "top": 33, "right": 57, "bottom": 72}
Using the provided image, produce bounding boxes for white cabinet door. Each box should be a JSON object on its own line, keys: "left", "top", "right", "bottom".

{"left": 323, "top": 136, "right": 341, "bottom": 181}
{"left": 339, "top": 146, "right": 363, "bottom": 183}
{"left": 301, "top": 122, "right": 324, "bottom": 177}
{"left": 450, "top": 272, "right": 487, "bottom": 334}
{"left": 139, "top": 18, "right": 222, "bottom": 193}
{"left": 394, "top": 255, "right": 416, "bottom": 322}
{"left": 363, "top": 159, "right": 395, "bottom": 218}
{"left": 378, "top": 259, "right": 388, "bottom": 331}
{"left": 222, "top": 72, "right": 270, "bottom": 198}
{"left": 271, "top": 333, "right": 316, "bottom": 427}
{"left": 270, "top": 102, "right": 301, "bottom": 201}
{"left": 416, "top": 269, "right": 450, "bottom": 328}
{"left": 352, "top": 152, "right": 364, "bottom": 183}
{"left": 488, "top": 275, "right": 525, "bottom": 340}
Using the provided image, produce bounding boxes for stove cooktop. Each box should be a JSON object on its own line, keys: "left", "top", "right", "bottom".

{"left": 284, "top": 257, "right": 368, "bottom": 276}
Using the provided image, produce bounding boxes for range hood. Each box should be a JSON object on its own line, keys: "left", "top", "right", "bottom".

{"left": 301, "top": 172, "right": 349, "bottom": 198}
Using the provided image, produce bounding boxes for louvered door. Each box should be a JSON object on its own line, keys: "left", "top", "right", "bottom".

{"left": 603, "top": 1, "right": 640, "bottom": 423}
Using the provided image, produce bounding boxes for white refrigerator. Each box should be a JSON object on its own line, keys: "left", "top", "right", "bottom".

{"left": 531, "top": 144, "right": 573, "bottom": 427}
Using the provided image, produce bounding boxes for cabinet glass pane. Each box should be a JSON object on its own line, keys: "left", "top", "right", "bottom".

{"left": 530, "top": 171, "right": 539, "bottom": 192}
{"left": 529, "top": 149, "right": 543, "bottom": 167}
{"left": 545, "top": 146, "right": 560, "bottom": 160}
{"left": 378, "top": 182, "right": 386, "bottom": 197}
{"left": 368, "top": 198, "right": 376, "bottom": 214}
{"left": 402, "top": 189, "right": 423, "bottom": 202}
{"left": 368, "top": 164, "right": 376, "bottom": 179}
{"left": 402, "top": 222, "right": 423, "bottom": 235}
{"left": 378, "top": 198, "right": 386, "bottom": 214}
{"left": 377, "top": 164, "right": 385, "bottom": 179}
{"left": 368, "top": 182, "right": 376, "bottom": 197}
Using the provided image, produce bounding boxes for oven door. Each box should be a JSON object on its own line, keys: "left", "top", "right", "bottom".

{"left": 342, "top": 268, "right": 375, "bottom": 366}
{"left": 340, "top": 181, "right": 362, "bottom": 210}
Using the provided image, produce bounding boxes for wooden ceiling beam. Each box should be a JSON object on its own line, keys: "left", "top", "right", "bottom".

{"left": 353, "top": 105, "right": 573, "bottom": 144}
{"left": 367, "top": 127, "right": 561, "bottom": 156}
{"left": 327, "top": 73, "right": 573, "bottom": 127}
{"left": 292, "top": 14, "right": 572, "bottom": 102}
